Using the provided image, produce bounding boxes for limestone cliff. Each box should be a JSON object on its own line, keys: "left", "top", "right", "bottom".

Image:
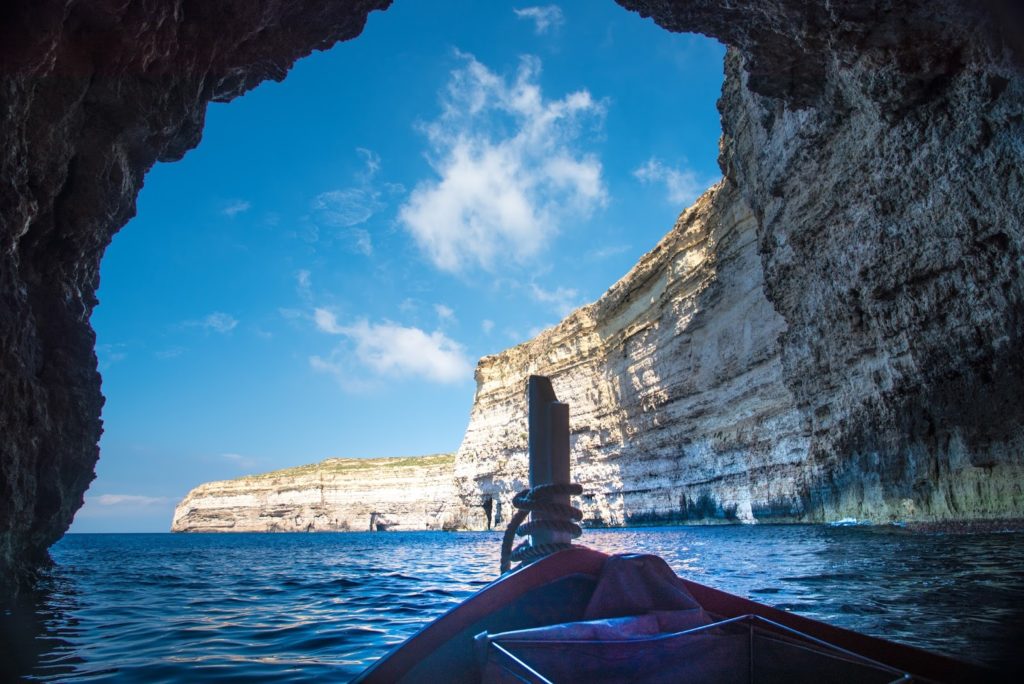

{"left": 456, "top": 182, "right": 811, "bottom": 527}
{"left": 454, "top": 2, "right": 1024, "bottom": 527}
{"left": 171, "top": 454, "right": 465, "bottom": 533}
{"left": 457, "top": 174, "right": 1021, "bottom": 528}
{"left": 638, "top": 0, "right": 1024, "bottom": 522}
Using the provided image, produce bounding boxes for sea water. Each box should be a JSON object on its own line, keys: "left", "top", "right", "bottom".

{"left": 2, "top": 526, "right": 1022, "bottom": 681}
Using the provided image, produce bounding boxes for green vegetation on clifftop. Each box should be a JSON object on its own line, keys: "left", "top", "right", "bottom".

{"left": 235, "top": 453, "right": 455, "bottom": 483}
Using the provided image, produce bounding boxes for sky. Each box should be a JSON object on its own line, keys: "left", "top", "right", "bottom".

{"left": 70, "top": 1, "right": 726, "bottom": 532}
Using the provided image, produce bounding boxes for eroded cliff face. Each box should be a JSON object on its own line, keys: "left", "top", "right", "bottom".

{"left": 456, "top": 182, "right": 815, "bottom": 527}
{"left": 453, "top": 1, "right": 1024, "bottom": 526}
{"left": 171, "top": 455, "right": 466, "bottom": 533}
{"left": 713, "top": 40, "right": 1024, "bottom": 521}
{"left": 639, "top": 0, "right": 1024, "bottom": 521}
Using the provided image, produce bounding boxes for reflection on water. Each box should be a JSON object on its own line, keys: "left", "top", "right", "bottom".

{"left": 1, "top": 527, "right": 1022, "bottom": 681}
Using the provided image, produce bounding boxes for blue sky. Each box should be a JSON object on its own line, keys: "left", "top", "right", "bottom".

{"left": 71, "top": 2, "right": 725, "bottom": 532}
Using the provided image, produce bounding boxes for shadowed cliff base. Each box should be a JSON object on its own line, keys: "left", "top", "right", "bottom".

{"left": 2, "top": 0, "right": 1022, "bottom": 598}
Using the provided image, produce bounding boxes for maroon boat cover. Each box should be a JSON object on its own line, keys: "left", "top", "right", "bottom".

{"left": 580, "top": 554, "right": 708, "bottom": 620}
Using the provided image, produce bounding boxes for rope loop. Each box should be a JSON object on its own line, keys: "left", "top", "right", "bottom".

{"left": 500, "top": 483, "right": 583, "bottom": 573}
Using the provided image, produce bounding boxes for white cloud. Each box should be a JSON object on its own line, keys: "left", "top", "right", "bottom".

{"left": 222, "top": 452, "right": 258, "bottom": 469}
{"left": 96, "top": 494, "right": 170, "bottom": 506}
{"left": 205, "top": 313, "right": 238, "bottom": 333}
{"left": 435, "top": 303, "right": 456, "bottom": 323}
{"left": 222, "top": 199, "right": 251, "bottom": 217}
{"left": 399, "top": 52, "right": 606, "bottom": 273}
{"left": 296, "top": 269, "right": 312, "bottom": 296}
{"left": 155, "top": 346, "right": 185, "bottom": 360}
{"left": 311, "top": 148, "right": 399, "bottom": 256}
{"left": 351, "top": 228, "right": 373, "bottom": 256}
{"left": 311, "top": 309, "right": 472, "bottom": 385}
{"left": 314, "top": 308, "right": 347, "bottom": 335}
{"left": 180, "top": 312, "right": 238, "bottom": 334}
{"left": 347, "top": 322, "right": 472, "bottom": 382}
{"left": 96, "top": 343, "right": 127, "bottom": 370}
{"left": 313, "top": 188, "right": 381, "bottom": 229}
{"left": 633, "top": 158, "right": 712, "bottom": 207}
{"left": 309, "top": 355, "right": 350, "bottom": 384}
{"left": 203, "top": 312, "right": 238, "bottom": 333}
{"left": 585, "top": 243, "right": 631, "bottom": 261}
{"left": 295, "top": 269, "right": 314, "bottom": 306}
{"left": 530, "top": 283, "right": 582, "bottom": 317}
{"left": 357, "top": 147, "right": 381, "bottom": 176}
{"left": 514, "top": 6, "right": 565, "bottom": 34}
{"left": 481, "top": 319, "right": 495, "bottom": 334}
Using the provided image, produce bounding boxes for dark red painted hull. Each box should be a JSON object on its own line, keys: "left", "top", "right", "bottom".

{"left": 354, "top": 547, "right": 988, "bottom": 683}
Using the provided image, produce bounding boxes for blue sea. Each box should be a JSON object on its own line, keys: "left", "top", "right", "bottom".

{"left": 3, "top": 527, "right": 1023, "bottom": 681}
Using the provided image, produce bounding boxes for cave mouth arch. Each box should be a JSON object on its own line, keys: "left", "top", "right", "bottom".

{"left": 77, "top": 2, "right": 725, "bottom": 534}
{"left": 2, "top": 0, "right": 1021, "bottom": 603}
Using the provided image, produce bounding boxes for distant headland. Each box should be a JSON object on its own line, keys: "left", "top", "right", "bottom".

{"left": 171, "top": 454, "right": 463, "bottom": 533}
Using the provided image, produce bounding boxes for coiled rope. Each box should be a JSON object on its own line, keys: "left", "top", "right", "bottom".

{"left": 500, "top": 482, "right": 583, "bottom": 573}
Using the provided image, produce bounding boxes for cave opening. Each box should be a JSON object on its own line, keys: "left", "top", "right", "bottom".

{"left": 482, "top": 496, "right": 494, "bottom": 530}
{"left": 72, "top": 0, "right": 725, "bottom": 534}
{"left": 3, "top": 0, "right": 1023, "bottom": 679}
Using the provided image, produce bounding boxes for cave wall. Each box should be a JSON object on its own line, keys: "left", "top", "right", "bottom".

{"left": 0, "top": 0, "right": 391, "bottom": 597}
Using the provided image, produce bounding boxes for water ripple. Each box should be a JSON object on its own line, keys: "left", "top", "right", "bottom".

{"left": 0, "top": 527, "right": 1020, "bottom": 681}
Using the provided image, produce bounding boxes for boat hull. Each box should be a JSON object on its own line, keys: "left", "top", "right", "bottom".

{"left": 354, "top": 547, "right": 987, "bottom": 683}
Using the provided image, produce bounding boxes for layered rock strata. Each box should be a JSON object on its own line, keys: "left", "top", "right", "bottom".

{"left": 456, "top": 182, "right": 814, "bottom": 527}
{"left": 625, "top": 0, "right": 1024, "bottom": 521}
{"left": 171, "top": 454, "right": 465, "bottom": 533}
